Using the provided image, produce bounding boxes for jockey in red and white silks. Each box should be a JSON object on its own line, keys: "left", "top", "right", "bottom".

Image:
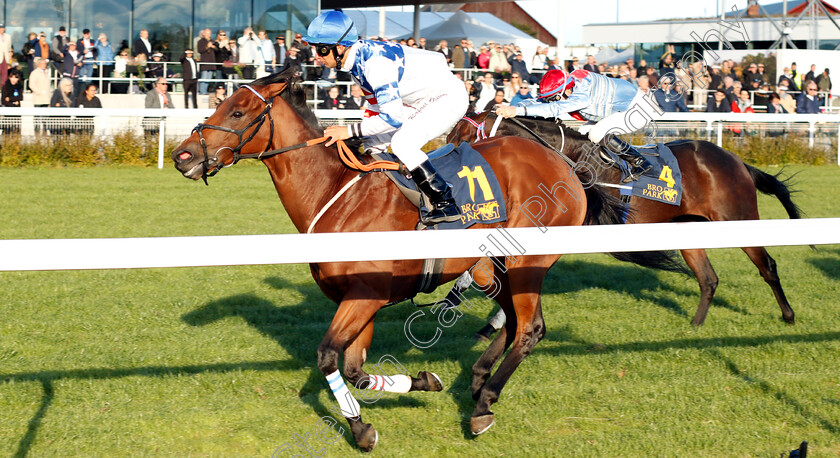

{"left": 497, "top": 69, "right": 659, "bottom": 181}
{"left": 311, "top": 10, "right": 466, "bottom": 225}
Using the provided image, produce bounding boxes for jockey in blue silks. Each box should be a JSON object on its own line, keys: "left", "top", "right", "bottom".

{"left": 496, "top": 69, "right": 659, "bottom": 182}
{"left": 310, "top": 10, "right": 468, "bottom": 224}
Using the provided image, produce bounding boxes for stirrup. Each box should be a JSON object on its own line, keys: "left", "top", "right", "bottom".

{"left": 621, "top": 163, "right": 652, "bottom": 183}
{"left": 419, "top": 202, "right": 461, "bottom": 225}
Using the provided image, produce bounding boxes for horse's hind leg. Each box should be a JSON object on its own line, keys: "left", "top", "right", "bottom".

{"left": 681, "top": 249, "right": 719, "bottom": 326}
{"left": 470, "top": 264, "right": 549, "bottom": 436}
{"left": 343, "top": 321, "right": 442, "bottom": 394}
{"left": 742, "top": 246, "right": 795, "bottom": 324}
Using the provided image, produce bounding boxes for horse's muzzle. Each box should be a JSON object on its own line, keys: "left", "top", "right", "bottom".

{"left": 172, "top": 145, "right": 204, "bottom": 180}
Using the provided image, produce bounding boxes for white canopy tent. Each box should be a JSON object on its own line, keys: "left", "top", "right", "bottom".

{"left": 395, "top": 11, "right": 547, "bottom": 72}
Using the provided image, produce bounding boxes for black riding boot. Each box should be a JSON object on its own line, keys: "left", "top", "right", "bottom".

{"left": 411, "top": 160, "right": 461, "bottom": 225}
{"left": 604, "top": 136, "right": 653, "bottom": 183}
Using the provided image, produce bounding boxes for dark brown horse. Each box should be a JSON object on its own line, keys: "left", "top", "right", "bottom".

{"left": 448, "top": 110, "right": 803, "bottom": 326}
{"left": 170, "top": 70, "right": 675, "bottom": 450}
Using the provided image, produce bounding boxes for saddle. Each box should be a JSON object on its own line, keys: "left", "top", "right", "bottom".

{"left": 372, "top": 142, "right": 508, "bottom": 230}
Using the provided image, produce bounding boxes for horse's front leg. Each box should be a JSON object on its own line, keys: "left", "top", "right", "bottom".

{"left": 343, "top": 320, "right": 442, "bottom": 395}
{"left": 317, "top": 283, "right": 386, "bottom": 452}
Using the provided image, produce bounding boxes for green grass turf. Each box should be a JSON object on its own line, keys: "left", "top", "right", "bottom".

{"left": 1, "top": 163, "right": 839, "bottom": 456}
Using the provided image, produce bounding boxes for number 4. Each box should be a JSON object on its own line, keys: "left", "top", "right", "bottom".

{"left": 658, "top": 165, "right": 675, "bottom": 188}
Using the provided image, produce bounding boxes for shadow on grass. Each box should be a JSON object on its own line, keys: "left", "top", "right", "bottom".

{"left": 806, "top": 253, "right": 840, "bottom": 280}
{"left": 0, "top": 258, "right": 826, "bottom": 454}
{"left": 545, "top": 258, "right": 756, "bottom": 320}
{"left": 13, "top": 380, "right": 53, "bottom": 458}
{"left": 709, "top": 348, "right": 840, "bottom": 435}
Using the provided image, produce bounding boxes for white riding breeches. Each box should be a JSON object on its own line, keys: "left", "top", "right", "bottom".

{"left": 365, "top": 78, "right": 468, "bottom": 171}
{"left": 585, "top": 90, "right": 663, "bottom": 144}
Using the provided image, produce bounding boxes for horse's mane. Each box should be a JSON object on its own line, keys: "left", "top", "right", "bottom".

{"left": 513, "top": 113, "right": 589, "bottom": 143}
{"left": 253, "top": 68, "right": 324, "bottom": 135}
{"left": 472, "top": 109, "right": 589, "bottom": 143}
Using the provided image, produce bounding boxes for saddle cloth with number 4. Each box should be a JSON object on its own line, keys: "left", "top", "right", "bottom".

{"left": 612, "top": 142, "right": 683, "bottom": 206}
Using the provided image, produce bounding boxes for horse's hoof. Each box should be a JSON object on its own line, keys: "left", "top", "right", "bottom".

{"left": 358, "top": 428, "right": 378, "bottom": 452}
{"left": 474, "top": 323, "right": 496, "bottom": 341}
{"left": 349, "top": 417, "right": 378, "bottom": 452}
{"left": 470, "top": 414, "right": 495, "bottom": 435}
{"left": 784, "top": 315, "right": 796, "bottom": 325}
{"left": 411, "top": 371, "right": 443, "bottom": 391}
{"left": 422, "top": 371, "right": 443, "bottom": 391}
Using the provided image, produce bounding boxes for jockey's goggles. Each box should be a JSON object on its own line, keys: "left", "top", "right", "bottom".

{"left": 543, "top": 92, "right": 565, "bottom": 103}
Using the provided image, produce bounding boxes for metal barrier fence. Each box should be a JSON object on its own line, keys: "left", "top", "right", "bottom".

{"left": 2, "top": 108, "right": 839, "bottom": 167}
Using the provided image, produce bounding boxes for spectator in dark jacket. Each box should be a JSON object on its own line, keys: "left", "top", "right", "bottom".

{"left": 706, "top": 89, "right": 732, "bottom": 112}
{"left": 508, "top": 52, "right": 533, "bottom": 84}
{"left": 778, "top": 67, "right": 797, "bottom": 91}
{"left": 796, "top": 81, "right": 821, "bottom": 114}
{"left": 1, "top": 69, "right": 23, "bottom": 106}
{"left": 280, "top": 46, "right": 302, "bottom": 76}
{"left": 766, "top": 93, "right": 787, "bottom": 113}
{"left": 653, "top": 77, "right": 689, "bottom": 112}
{"left": 583, "top": 55, "right": 599, "bottom": 73}
{"left": 75, "top": 82, "right": 102, "bottom": 108}
{"left": 180, "top": 49, "right": 199, "bottom": 108}
{"left": 197, "top": 28, "right": 217, "bottom": 94}
{"left": 319, "top": 86, "right": 343, "bottom": 110}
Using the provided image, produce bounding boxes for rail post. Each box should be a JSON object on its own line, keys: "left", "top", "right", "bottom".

{"left": 158, "top": 117, "right": 166, "bottom": 169}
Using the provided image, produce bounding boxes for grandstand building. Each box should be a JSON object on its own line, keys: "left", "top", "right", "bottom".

{"left": 1, "top": 0, "right": 319, "bottom": 58}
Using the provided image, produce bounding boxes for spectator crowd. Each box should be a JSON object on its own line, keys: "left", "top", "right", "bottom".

{"left": 0, "top": 21, "right": 834, "bottom": 118}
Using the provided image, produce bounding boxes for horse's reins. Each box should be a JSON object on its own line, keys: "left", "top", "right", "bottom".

{"left": 192, "top": 83, "right": 400, "bottom": 184}
{"left": 461, "top": 112, "right": 578, "bottom": 169}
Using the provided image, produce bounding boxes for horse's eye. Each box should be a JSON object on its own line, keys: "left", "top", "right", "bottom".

{"left": 231, "top": 111, "right": 243, "bottom": 119}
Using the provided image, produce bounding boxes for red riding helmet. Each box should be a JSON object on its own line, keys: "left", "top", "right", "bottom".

{"left": 538, "top": 69, "right": 570, "bottom": 100}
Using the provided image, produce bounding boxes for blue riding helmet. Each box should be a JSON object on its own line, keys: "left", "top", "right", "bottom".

{"left": 303, "top": 11, "right": 358, "bottom": 46}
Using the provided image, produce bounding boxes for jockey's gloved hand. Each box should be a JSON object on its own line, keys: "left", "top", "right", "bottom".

{"left": 577, "top": 123, "right": 594, "bottom": 136}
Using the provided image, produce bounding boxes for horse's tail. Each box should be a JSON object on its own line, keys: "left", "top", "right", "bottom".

{"left": 583, "top": 183, "right": 690, "bottom": 275}
{"left": 745, "top": 164, "right": 804, "bottom": 220}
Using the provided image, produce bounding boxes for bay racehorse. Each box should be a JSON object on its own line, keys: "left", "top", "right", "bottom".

{"left": 170, "top": 69, "right": 677, "bottom": 450}
{"left": 448, "top": 110, "right": 803, "bottom": 326}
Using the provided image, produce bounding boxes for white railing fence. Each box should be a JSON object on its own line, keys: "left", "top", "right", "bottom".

{"left": 1, "top": 108, "right": 839, "bottom": 168}
{"left": 1, "top": 218, "right": 839, "bottom": 271}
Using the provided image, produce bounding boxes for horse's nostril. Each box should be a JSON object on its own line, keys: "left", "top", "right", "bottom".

{"left": 178, "top": 151, "right": 193, "bottom": 162}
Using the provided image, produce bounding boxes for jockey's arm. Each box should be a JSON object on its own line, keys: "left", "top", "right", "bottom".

{"left": 326, "top": 56, "right": 404, "bottom": 145}
{"left": 355, "top": 55, "right": 405, "bottom": 137}
{"left": 497, "top": 88, "right": 590, "bottom": 119}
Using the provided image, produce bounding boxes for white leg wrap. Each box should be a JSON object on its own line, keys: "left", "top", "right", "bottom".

{"left": 454, "top": 270, "right": 473, "bottom": 291}
{"left": 326, "top": 370, "right": 361, "bottom": 418}
{"left": 488, "top": 309, "right": 507, "bottom": 330}
{"left": 366, "top": 374, "right": 413, "bottom": 394}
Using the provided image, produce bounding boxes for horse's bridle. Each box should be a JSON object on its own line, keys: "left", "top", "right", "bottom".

{"left": 192, "top": 85, "right": 276, "bottom": 184}
{"left": 189, "top": 82, "right": 401, "bottom": 184}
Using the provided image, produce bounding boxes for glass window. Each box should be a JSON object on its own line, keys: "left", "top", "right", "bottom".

{"left": 254, "top": 0, "right": 317, "bottom": 39}
{"left": 4, "top": 0, "right": 68, "bottom": 53}
{"left": 70, "top": 0, "right": 131, "bottom": 55}
{"left": 194, "top": 0, "right": 251, "bottom": 45}
{"left": 133, "top": 0, "right": 191, "bottom": 60}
